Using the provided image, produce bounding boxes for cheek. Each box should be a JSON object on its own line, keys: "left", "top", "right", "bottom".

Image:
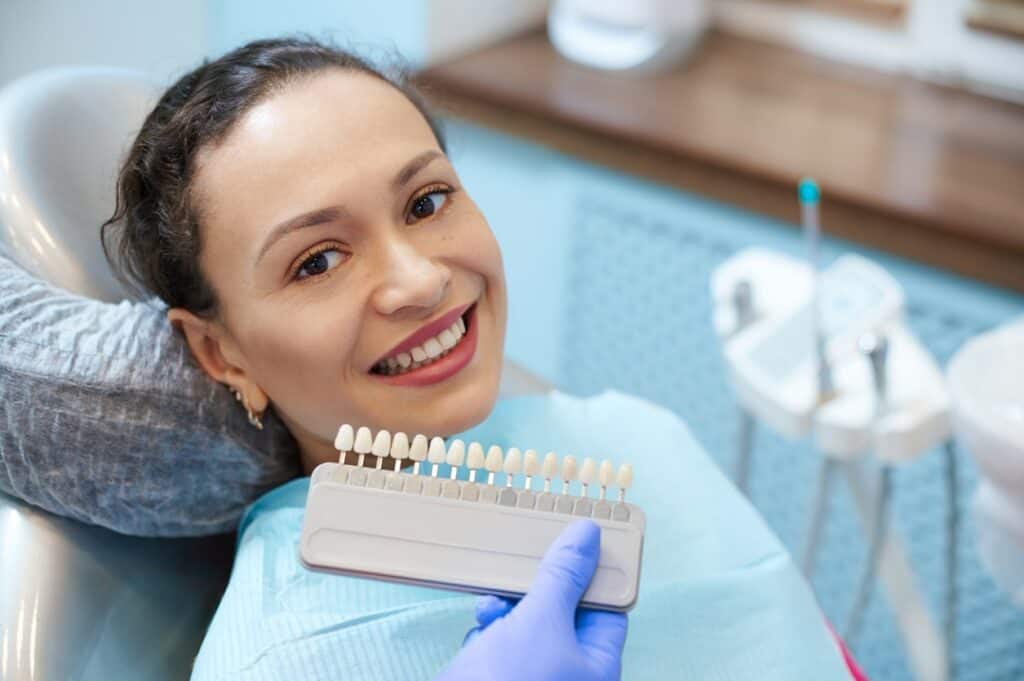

{"left": 241, "top": 301, "right": 362, "bottom": 405}
{"left": 451, "top": 211, "right": 506, "bottom": 297}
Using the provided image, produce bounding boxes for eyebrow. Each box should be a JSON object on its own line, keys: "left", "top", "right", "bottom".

{"left": 255, "top": 149, "right": 446, "bottom": 265}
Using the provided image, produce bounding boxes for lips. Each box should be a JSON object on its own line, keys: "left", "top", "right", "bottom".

{"left": 370, "top": 301, "right": 475, "bottom": 371}
{"left": 369, "top": 302, "right": 479, "bottom": 386}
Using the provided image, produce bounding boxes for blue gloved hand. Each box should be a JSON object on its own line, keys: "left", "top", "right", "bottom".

{"left": 437, "top": 519, "right": 628, "bottom": 681}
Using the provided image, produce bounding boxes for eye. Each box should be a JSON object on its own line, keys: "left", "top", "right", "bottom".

{"left": 408, "top": 190, "right": 449, "bottom": 223}
{"left": 295, "top": 247, "right": 345, "bottom": 281}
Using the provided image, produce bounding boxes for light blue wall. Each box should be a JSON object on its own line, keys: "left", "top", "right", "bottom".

{"left": 207, "top": 1, "right": 429, "bottom": 65}
{"left": 0, "top": 1, "right": 431, "bottom": 90}
{"left": 444, "top": 119, "right": 1024, "bottom": 386}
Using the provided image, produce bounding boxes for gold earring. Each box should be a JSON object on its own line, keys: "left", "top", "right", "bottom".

{"left": 230, "top": 387, "right": 264, "bottom": 430}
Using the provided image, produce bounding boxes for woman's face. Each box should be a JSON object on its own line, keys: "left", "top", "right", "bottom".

{"left": 186, "top": 69, "right": 507, "bottom": 470}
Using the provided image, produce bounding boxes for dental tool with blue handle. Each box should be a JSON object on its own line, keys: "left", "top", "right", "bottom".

{"left": 300, "top": 424, "right": 646, "bottom": 612}
{"left": 800, "top": 178, "right": 838, "bottom": 578}
{"left": 800, "top": 178, "right": 834, "bottom": 401}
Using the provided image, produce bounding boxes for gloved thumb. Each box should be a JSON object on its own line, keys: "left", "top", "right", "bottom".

{"left": 519, "top": 519, "right": 601, "bottom": 619}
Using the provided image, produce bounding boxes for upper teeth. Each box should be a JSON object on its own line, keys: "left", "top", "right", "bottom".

{"left": 376, "top": 315, "right": 467, "bottom": 375}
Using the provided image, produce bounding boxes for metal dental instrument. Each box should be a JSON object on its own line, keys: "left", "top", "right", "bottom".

{"left": 845, "top": 332, "right": 891, "bottom": 644}
{"left": 732, "top": 279, "right": 757, "bottom": 495}
{"left": 800, "top": 178, "right": 838, "bottom": 578}
{"left": 800, "top": 178, "right": 833, "bottom": 401}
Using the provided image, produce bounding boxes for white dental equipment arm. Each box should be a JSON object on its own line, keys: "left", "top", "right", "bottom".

{"left": 709, "top": 179, "right": 958, "bottom": 680}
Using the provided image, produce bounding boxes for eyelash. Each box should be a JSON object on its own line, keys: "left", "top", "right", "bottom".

{"left": 288, "top": 183, "right": 457, "bottom": 283}
{"left": 405, "top": 183, "right": 455, "bottom": 225}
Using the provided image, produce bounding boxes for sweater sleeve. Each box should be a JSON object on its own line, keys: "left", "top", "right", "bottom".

{"left": 0, "top": 245, "right": 299, "bottom": 537}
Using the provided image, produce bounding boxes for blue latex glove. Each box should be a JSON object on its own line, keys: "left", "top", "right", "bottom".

{"left": 437, "top": 519, "right": 628, "bottom": 681}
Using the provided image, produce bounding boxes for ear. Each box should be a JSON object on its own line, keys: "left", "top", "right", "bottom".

{"left": 167, "top": 307, "right": 269, "bottom": 413}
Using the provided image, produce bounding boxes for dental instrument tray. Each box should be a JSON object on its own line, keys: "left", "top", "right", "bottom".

{"left": 300, "top": 425, "right": 645, "bottom": 612}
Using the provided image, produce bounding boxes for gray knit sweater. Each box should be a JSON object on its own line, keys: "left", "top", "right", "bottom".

{"left": 0, "top": 246, "right": 299, "bottom": 537}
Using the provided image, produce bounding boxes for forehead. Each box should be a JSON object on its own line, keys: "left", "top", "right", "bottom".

{"left": 193, "top": 69, "right": 440, "bottom": 230}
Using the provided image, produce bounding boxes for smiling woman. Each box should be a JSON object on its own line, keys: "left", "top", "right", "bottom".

{"left": 102, "top": 38, "right": 508, "bottom": 475}
{"left": 89, "top": 35, "right": 862, "bottom": 681}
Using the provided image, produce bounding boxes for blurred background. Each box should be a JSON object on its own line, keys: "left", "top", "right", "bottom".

{"left": 2, "top": 2, "right": 1023, "bottom": 681}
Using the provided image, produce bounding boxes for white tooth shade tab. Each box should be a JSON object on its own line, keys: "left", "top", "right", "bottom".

{"left": 485, "top": 446, "right": 504, "bottom": 472}
{"left": 503, "top": 448, "right": 523, "bottom": 475}
{"left": 354, "top": 427, "right": 373, "bottom": 454}
{"left": 579, "top": 457, "right": 597, "bottom": 485}
{"left": 333, "top": 427, "right": 637, "bottom": 507}
{"left": 335, "top": 424, "right": 354, "bottom": 451}
{"left": 409, "top": 434, "right": 428, "bottom": 461}
{"left": 428, "top": 437, "right": 447, "bottom": 464}
{"left": 446, "top": 439, "right": 466, "bottom": 467}
{"left": 372, "top": 430, "right": 392, "bottom": 458}
{"left": 466, "top": 442, "right": 485, "bottom": 469}
{"left": 561, "top": 455, "right": 578, "bottom": 482}
{"left": 616, "top": 464, "right": 634, "bottom": 490}
{"left": 390, "top": 432, "right": 410, "bottom": 461}
{"left": 542, "top": 452, "right": 558, "bottom": 478}
{"left": 523, "top": 450, "right": 539, "bottom": 476}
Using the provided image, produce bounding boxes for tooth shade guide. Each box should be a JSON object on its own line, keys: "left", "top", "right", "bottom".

{"left": 329, "top": 424, "right": 635, "bottom": 516}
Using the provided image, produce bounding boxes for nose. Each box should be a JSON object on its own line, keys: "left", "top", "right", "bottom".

{"left": 371, "top": 238, "right": 451, "bottom": 317}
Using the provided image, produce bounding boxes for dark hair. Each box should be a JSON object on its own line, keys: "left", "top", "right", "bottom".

{"left": 101, "top": 36, "right": 446, "bottom": 317}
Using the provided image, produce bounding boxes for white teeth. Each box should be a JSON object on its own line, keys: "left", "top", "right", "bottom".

{"left": 542, "top": 452, "right": 558, "bottom": 478}
{"left": 485, "top": 446, "right": 504, "bottom": 472}
{"left": 523, "top": 450, "right": 539, "bottom": 476}
{"left": 424, "top": 337, "right": 444, "bottom": 359}
{"left": 335, "top": 424, "right": 354, "bottom": 451}
{"left": 561, "top": 455, "right": 578, "bottom": 482}
{"left": 374, "top": 312, "right": 469, "bottom": 376}
{"left": 503, "top": 448, "right": 523, "bottom": 475}
{"left": 579, "top": 457, "right": 597, "bottom": 485}
{"left": 354, "top": 427, "right": 373, "bottom": 454}
{"left": 466, "top": 442, "right": 485, "bottom": 469}
{"left": 372, "top": 430, "right": 391, "bottom": 458}
{"left": 428, "top": 436, "right": 447, "bottom": 464}
{"left": 439, "top": 329, "right": 457, "bottom": 350}
{"left": 446, "top": 439, "right": 466, "bottom": 467}
{"left": 616, "top": 464, "right": 633, "bottom": 490}
{"left": 334, "top": 424, "right": 636, "bottom": 502}
{"left": 390, "top": 432, "right": 410, "bottom": 460}
{"left": 409, "top": 434, "right": 428, "bottom": 462}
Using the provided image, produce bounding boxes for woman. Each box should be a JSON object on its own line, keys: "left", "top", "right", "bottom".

{"left": 101, "top": 37, "right": 861, "bottom": 680}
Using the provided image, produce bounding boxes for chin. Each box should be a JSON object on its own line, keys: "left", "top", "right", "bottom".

{"left": 432, "top": 369, "right": 501, "bottom": 437}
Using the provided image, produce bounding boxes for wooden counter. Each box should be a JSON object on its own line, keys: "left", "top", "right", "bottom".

{"left": 419, "top": 30, "right": 1024, "bottom": 292}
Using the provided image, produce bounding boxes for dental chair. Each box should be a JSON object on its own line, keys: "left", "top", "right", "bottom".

{"left": 0, "top": 66, "right": 552, "bottom": 681}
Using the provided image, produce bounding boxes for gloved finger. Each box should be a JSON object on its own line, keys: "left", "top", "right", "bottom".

{"left": 520, "top": 519, "right": 601, "bottom": 619}
{"left": 474, "top": 595, "right": 517, "bottom": 628}
{"left": 575, "top": 609, "right": 629, "bottom": 665}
